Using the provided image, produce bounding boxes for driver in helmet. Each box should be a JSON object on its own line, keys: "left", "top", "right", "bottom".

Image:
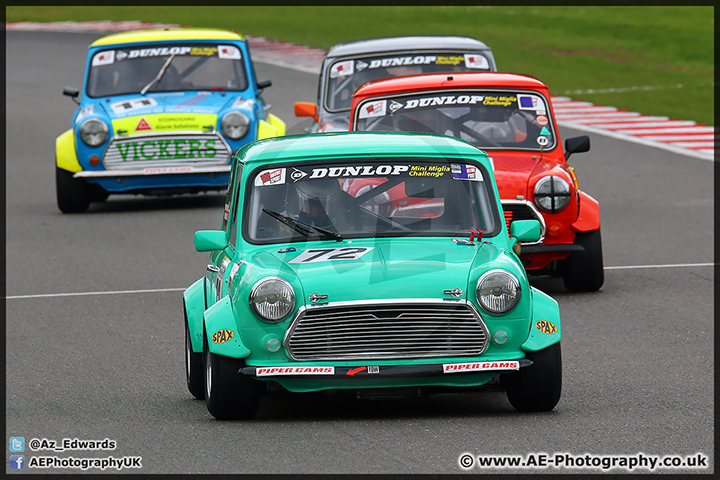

{"left": 293, "top": 179, "right": 363, "bottom": 231}
{"left": 462, "top": 104, "right": 532, "bottom": 144}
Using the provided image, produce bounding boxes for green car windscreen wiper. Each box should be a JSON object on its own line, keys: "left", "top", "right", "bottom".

{"left": 262, "top": 208, "right": 343, "bottom": 242}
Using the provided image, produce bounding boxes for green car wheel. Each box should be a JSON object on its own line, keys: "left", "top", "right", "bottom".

{"left": 503, "top": 342, "right": 562, "bottom": 412}
{"left": 203, "top": 334, "right": 261, "bottom": 420}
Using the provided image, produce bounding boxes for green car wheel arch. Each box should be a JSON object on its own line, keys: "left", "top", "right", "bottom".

{"left": 183, "top": 278, "right": 206, "bottom": 354}
{"left": 203, "top": 296, "right": 251, "bottom": 359}
{"left": 522, "top": 287, "right": 561, "bottom": 352}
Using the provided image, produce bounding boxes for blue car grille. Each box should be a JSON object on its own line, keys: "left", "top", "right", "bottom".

{"left": 285, "top": 300, "right": 489, "bottom": 361}
{"left": 101, "top": 132, "right": 231, "bottom": 170}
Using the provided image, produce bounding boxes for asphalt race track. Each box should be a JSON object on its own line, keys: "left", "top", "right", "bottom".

{"left": 5, "top": 31, "right": 714, "bottom": 474}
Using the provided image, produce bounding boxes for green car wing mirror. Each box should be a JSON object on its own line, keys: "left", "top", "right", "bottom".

{"left": 194, "top": 230, "right": 229, "bottom": 252}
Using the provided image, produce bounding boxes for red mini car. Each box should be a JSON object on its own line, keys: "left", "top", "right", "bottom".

{"left": 350, "top": 72, "right": 603, "bottom": 292}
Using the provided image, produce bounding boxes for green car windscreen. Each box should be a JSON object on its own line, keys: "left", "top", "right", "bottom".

{"left": 243, "top": 157, "right": 501, "bottom": 244}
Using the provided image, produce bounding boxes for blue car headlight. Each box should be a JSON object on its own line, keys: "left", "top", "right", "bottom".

{"left": 249, "top": 277, "right": 295, "bottom": 322}
{"left": 79, "top": 118, "right": 108, "bottom": 147}
{"left": 221, "top": 111, "right": 250, "bottom": 139}
{"left": 476, "top": 269, "right": 521, "bottom": 314}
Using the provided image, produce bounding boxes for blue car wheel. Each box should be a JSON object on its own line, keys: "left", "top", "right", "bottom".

{"left": 56, "top": 166, "right": 91, "bottom": 214}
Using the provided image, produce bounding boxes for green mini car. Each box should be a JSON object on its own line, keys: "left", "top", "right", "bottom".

{"left": 183, "top": 132, "right": 562, "bottom": 419}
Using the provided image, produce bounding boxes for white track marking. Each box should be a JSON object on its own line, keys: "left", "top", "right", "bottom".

{"left": 556, "top": 112, "right": 642, "bottom": 120}
{"left": 560, "top": 84, "right": 686, "bottom": 95}
{"left": 634, "top": 134, "right": 713, "bottom": 141}
{"left": 557, "top": 121, "right": 714, "bottom": 161}
{"left": 550, "top": 93, "right": 715, "bottom": 160}
{"left": 5, "top": 287, "right": 185, "bottom": 300}
{"left": 4, "top": 264, "right": 713, "bottom": 300}
{"left": 571, "top": 116, "right": 670, "bottom": 124}
{"left": 553, "top": 104, "right": 616, "bottom": 110}
{"left": 590, "top": 121, "right": 697, "bottom": 129}
{"left": 609, "top": 126, "right": 714, "bottom": 135}
{"left": 604, "top": 263, "right": 715, "bottom": 270}
{"left": 7, "top": 20, "right": 181, "bottom": 31}
{"left": 670, "top": 141, "right": 714, "bottom": 148}
{"left": 554, "top": 107, "right": 620, "bottom": 114}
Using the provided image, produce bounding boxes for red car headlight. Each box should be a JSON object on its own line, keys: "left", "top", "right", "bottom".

{"left": 534, "top": 176, "right": 571, "bottom": 213}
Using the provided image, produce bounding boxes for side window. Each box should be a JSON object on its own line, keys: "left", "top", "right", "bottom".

{"left": 221, "top": 161, "right": 242, "bottom": 247}
{"left": 229, "top": 164, "right": 243, "bottom": 248}
{"left": 220, "top": 164, "right": 236, "bottom": 232}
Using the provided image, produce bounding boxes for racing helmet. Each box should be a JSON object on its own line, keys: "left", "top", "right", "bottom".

{"left": 470, "top": 104, "right": 514, "bottom": 123}
{"left": 293, "top": 179, "right": 345, "bottom": 227}
{"left": 395, "top": 107, "right": 445, "bottom": 134}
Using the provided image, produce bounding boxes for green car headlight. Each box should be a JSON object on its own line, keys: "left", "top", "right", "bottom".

{"left": 249, "top": 277, "right": 295, "bottom": 322}
{"left": 221, "top": 111, "right": 250, "bottom": 140}
{"left": 534, "top": 175, "right": 571, "bottom": 213}
{"left": 476, "top": 269, "right": 521, "bottom": 314}
{"left": 79, "top": 119, "right": 108, "bottom": 147}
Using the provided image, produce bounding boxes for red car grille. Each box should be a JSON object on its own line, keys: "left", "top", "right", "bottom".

{"left": 502, "top": 202, "right": 541, "bottom": 237}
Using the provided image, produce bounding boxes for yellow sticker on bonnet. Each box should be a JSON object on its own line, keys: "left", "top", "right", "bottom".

{"left": 112, "top": 113, "right": 217, "bottom": 134}
{"left": 535, "top": 320, "right": 557, "bottom": 335}
{"left": 211, "top": 329, "right": 234, "bottom": 344}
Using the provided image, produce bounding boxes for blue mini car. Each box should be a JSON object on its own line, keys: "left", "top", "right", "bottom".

{"left": 56, "top": 28, "right": 286, "bottom": 213}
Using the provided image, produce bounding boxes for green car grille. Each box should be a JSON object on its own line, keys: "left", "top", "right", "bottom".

{"left": 102, "top": 132, "right": 231, "bottom": 170}
{"left": 285, "top": 300, "right": 489, "bottom": 361}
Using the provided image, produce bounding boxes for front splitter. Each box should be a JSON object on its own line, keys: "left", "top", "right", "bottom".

{"left": 239, "top": 359, "right": 532, "bottom": 378}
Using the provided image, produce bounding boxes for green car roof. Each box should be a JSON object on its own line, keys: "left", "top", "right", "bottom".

{"left": 237, "top": 131, "right": 490, "bottom": 166}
